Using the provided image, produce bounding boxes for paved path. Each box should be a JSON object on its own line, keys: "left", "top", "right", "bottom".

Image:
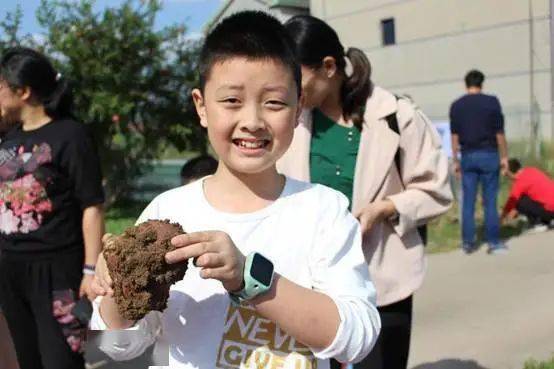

{"left": 409, "top": 230, "right": 554, "bottom": 369}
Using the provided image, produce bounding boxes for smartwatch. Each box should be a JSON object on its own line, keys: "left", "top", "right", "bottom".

{"left": 229, "top": 252, "right": 274, "bottom": 306}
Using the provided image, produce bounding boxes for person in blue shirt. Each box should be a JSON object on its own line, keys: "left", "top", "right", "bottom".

{"left": 450, "top": 69, "right": 509, "bottom": 254}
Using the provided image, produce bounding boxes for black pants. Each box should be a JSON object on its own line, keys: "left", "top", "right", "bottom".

{"left": 0, "top": 249, "right": 85, "bottom": 369}
{"left": 331, "top": 295, "right": 413, "bottom": 369}
{"left": 516, "top": 195, "right": 554, "bottom": 225}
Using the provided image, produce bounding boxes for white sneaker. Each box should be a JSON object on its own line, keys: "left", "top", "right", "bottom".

{"left": 526, "top": 224, "right": 549, "bottom": 234}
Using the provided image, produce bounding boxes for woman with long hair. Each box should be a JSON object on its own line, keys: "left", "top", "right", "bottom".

{"left": 279, "top": 16, "right": 452, "bottom": 369}
{"left": 0, "top": 47, "right": 105, "bottom": 369}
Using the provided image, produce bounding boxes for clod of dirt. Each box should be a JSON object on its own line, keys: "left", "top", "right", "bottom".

{"left": 104, "top": 219, "right": 187, "bottom": 321}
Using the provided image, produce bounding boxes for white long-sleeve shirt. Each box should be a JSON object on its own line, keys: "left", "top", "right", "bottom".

{"left": 91, "top": 177, "right": 380, "bottom": 368}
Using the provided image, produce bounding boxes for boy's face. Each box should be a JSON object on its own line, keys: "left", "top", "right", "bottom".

{"left": 192, "top": 58, "right": 301, "bottom": 175}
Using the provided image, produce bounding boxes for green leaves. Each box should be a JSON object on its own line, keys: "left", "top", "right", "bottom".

{"left": 5, "top": 0, "right": 207, "bottom": 202}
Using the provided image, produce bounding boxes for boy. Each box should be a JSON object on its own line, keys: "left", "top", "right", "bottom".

{"left": 180, "top": 155, "right": 217, "bottom": 185}
{"left": 90, "top": 11, "right": 380, "bottom": 369}
{"left": 501, "top": 158, "right": 554, "bottom": 232}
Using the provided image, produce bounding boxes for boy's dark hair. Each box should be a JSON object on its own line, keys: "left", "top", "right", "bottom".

{"left": 508, "top": 158, "right": 522, "bottom": 174}
{"left": 199, "top": 11, "right": 301, "bottom": 96}
{"left": 181, "top": 155, "right": 218, "bottom": 184}
{"left": 465, "top": 69, "right": 485, "bottom": 88}
{"left": 0, "top": 47, "right": 73, "bottom": 118}
{"left": 285, "top": 15, "right": 372, "bottom": 130}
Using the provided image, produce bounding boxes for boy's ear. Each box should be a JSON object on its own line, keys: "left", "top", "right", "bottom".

{"left": 192, "top": 88, "right": 208, "bottom": 128}
{"left": 322, "top": 56, "right": 337, "bottom": 79}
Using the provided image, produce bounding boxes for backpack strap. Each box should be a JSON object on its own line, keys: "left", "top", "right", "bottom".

{"left": 384, "top": 98, "right": 401, "bottom": 178}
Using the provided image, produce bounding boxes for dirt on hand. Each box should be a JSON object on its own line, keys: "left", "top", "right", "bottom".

{"left": 104, "top": 219, "right": 188, "bottom": 321}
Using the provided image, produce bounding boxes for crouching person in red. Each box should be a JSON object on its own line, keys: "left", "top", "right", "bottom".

{"left": 501, "top": 158, "right": 554, "bottom": 232}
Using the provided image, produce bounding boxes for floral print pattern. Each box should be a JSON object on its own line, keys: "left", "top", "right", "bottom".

{"left": 0, "top": 143, "right": 53, "bottom": 235}
{"left": 52, "top": 289, "right": 87, "bottom": 353}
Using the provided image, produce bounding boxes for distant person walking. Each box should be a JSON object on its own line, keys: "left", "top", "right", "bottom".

{"left": 501, "top": 158, "right": 554, "bottom": 232}
{"left": 450, "top": 69, "right": 509, "bottom": 254}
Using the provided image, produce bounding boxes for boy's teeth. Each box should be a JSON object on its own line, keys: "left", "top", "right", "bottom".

{"left": 238, "top": 140, "right": 265, "bottom": 149}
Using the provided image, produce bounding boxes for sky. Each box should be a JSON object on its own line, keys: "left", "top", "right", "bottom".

{"left": 0, "top": 0, "right": 223, "bottom": 40}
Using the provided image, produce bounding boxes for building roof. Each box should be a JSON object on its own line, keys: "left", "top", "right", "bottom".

{"left": 269, "top": 0, "right": 309, "bottom": 9}
{"left": 204, "top": 0, "right": 309, "bottom": 33}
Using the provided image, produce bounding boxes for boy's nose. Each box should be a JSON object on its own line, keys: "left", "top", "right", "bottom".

{"left": 239, "top": 106, "right": 265, "bottom": 132}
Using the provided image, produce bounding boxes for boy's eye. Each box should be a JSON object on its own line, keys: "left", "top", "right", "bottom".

{"left": 220, "top": 97, "right": 241, "bottom": 105}
{"left": 266, "top": 100, "right": 287, "bottom": 109}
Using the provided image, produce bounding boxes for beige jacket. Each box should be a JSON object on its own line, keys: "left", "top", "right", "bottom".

{"left": 278, "top": 86, "right": 453, "bottom": 306}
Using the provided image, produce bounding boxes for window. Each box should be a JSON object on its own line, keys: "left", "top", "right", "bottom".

{"left": 381, "top": 18, "right": 396, "bottom": 46}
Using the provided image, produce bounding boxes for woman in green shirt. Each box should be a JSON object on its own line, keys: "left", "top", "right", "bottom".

{"left": 281, "top": 15, "right": 452, "bottom": 369}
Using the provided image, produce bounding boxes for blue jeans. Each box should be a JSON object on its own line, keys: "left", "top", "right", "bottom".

{"left": 461, "top": 149, "right": 501, "bottom": 246}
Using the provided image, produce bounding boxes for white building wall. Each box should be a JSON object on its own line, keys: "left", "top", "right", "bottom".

{"left": 310, "top": 0, "right": 553, "bottom": 143}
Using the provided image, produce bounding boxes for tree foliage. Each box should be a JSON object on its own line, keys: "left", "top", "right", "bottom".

{"left": 1, "top": 1, "right": 207, "bottom": 202}
{"left": 0, "top": 5, "right": 26, "bottom": 54}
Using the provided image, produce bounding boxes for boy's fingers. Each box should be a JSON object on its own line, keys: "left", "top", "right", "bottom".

{"left": 98, "top": 277, "right": 113, "bottom": 295}
{"left": 171, "top": 231, "right": 215, "bottom": 248}
{"left": 199, "top": 267, "right": 227, "bottom": 280}
{"left": 91, "top": 280, "right": 106, "bottom": 296}
{"left": 102, "top": 233, "right": 115, "bottom": 244}
{"left": 194, "top": 252, "right": 225, "bottom": 268}
{"left": 166, "top": 241, "right": 216, "bottom": 264}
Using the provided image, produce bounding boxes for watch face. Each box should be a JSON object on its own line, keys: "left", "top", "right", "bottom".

{"left": 251, "top": 253, "right": 274, "bottom": 286}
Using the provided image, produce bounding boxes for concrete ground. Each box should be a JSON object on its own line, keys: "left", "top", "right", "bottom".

{"left": 409, "top": 230, "right": 554, "bottom": 369}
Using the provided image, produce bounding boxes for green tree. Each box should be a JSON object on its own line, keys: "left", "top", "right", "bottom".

{"left": 0, "top": 5, "right": 25, "bottom": 54}
{"left": 36, "top": 0, "right": 206, "bottom": 202}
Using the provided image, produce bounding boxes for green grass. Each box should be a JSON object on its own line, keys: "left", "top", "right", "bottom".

{"left": 524, "top": 356, "right": 554, "bottom": 369}
{"left": 105, "top": 199, "right": 149, "bottom": 234}
{"left": 426, "top": 143, "right": 554, "bottom": 254}
{"left": 426, "top": 177, "right": 525, "bottom": 254}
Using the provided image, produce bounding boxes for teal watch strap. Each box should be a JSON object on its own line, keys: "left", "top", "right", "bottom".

{"left": 229, "top": 252, "right": 274, "bottom": 306}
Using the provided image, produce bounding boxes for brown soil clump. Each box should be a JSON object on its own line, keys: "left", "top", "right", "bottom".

{"left": 104, "top": 219, "right": 187, "bottom": 321}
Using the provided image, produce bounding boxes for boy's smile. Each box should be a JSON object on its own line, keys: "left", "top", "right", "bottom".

{"left": 192, "top": 57, "right": 301, "bottom": 175}
{"left": 232, "top": 137, "right": 271, "bottom": 155}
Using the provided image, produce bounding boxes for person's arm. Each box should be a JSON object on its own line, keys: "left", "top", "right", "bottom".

{"left": 493, "top": 97, "right": 508, "bottom": 174}
{"left": 90, "top": 293, "right": 162, "bottom": 361}
{"left": 80, "top": 205, "right": 105, "bottom": 300}
{"left": 90, "top": 242, "right": 161, "bottom": 361}
{"left": 166, "top": 232, "right": 340, "bottom": 349}
{"left": 255, "top": 199, "right": 380, "bottom": 362}
{"left": 166, "top": 194, "right": 380, "bottom": 363}
{"left": 386, "top": 101, "right": 454, "bottom": 237}
{"left": 496, "top": 132, "right": 509, "bottom": 174}
{"left": 502, "top": 174, "right": 526, "bottom": 217}
{"left": 252, "top": 275, "right": 339, "bottom": 349}
{"left": 92, "top": 197, "right": 162, "bottom": 329}
{"left": 451, "top": 133, "right": 461, "bottom": 179}
{"left": 61, "top": 126, "right": 106, "bottom": 300}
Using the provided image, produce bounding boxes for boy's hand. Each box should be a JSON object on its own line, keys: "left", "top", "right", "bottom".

{"left": 167, "top": 231, "right": 245, "bottom": 293}
{"left": 91, "top": 234, "right": 115, "bottom": 298}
